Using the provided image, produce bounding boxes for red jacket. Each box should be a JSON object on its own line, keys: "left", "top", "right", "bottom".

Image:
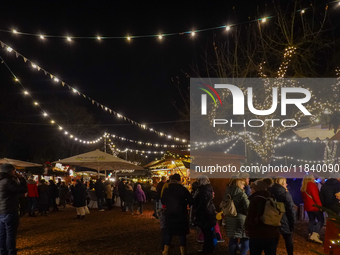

{"left": 301, "top": 182, "right": 322, "bottom": 212}
{"left": 27, "top": 180, "right": 39, "bottom": 197}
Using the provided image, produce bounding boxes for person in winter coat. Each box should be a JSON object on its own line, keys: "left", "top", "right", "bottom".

{"left": 94, "top": 178, "right": 105, "bottom": 211}
{"left": 300, "top": 174, "right": 323, "bottom": 243}
{"left": 161, "top": 174, "right": 193, "bottom": 255}
{"left": 150, "top": 183, "right": 159, "bottom": 219}
{"left": 239, "top": 173, "right": 251, "bottom": 197}
{"left": 118, "top": 178, "right": 127, "bottom": 212}
{"left": 48, "top": 180, "right": 59, "bottom": 211}
{"left": 135, "top": 184, "right": 146, "bottom": 214}
{"left": 125, "top": 184, "right": 135, "bottom": 214}
{"left": 245, "top": 180, "right": 280, "bottom": 255}
{"left": 0, "top": 164, "right": 28, "bottom": 255}
{"left": 105, "top": 181, "right": 113, "bottom": 210}
{"left": 224, "top": 178, "right": 249, "bottom": 255}
{"left": 72, "top": 179, "right": 87, "bottom": 219}
{"left": 320, "top": 173, "right": 340, "bottom": 214}
{"left": 268, "top": 177, "right": 296, "bottom": 255}
{"left": 38, "top": 179, "right": 49, "bottom": 216}
{"left": 58, "top": 182, "right": 68, "bottom": 210}
{"left": 27, "top": 176, "right": 38, "bottom": 217}
{"left": 193, "top": 176, "right": 216, "bottom": 254}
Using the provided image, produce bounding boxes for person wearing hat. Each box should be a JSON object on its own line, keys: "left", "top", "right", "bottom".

{"left": 245, "top": 180, "right": 280, "bottom": 255}
{"left": 0, "top": 163, "right": 28, "bottom": 255}
{"left": 320, "top": 172, "right": 340, "bottom": 214}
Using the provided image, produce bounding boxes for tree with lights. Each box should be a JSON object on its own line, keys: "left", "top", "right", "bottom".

{"left": 192, "top": 1, "right": 340, "bottom": 163}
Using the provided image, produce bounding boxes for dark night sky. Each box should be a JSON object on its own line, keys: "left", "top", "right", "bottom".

{"left": 0, "top": 0, "right": 336, "bottom": 161}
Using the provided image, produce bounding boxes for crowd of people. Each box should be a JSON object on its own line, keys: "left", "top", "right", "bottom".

{"left": 1, "top": 161, "right": 340, "bottom": 255}
{"left": 153, "top": 173, "right": 340, "bottom": 255}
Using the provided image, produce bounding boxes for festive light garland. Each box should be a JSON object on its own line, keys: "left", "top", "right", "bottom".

{"left": 192, "top": 135, "right": 239, "bottom": 150}
{"left": 273, "top": 155, "right": 340, "bottom": 164}
{"left": 109, "top": 133, "right": 190, "bottom": 148}
{"left": 0, "top": 40, "right": 189, "bottom": 143}
{"left": 1, "top": 1, "right": 338, "bottom": 42}
{"left": 0, "top": 54, "right": 103, "bottom": 144}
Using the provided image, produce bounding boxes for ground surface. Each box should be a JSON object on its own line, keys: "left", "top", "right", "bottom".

{"left": 17, "top": 204, "right": 325, "bottom": 255}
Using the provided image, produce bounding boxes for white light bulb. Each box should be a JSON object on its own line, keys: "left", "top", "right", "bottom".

{"left": 51, "top": 120, "right": 55, "bottom": 124}
{"left": 158, "top": 35, "right": 163, "bottom": 39}
{"left": 40, "top": 35, "right": 45, "bottom": 39}
{"left": 13, "top": 30, "right": 18, "bottom": 34}
{"left": 24, "top": 91, "right": 29, "bottom": 95}
{"left": 43, "top": 113, "right": 47, "bottom": 117}
{"left": 191, "top": 31, "right": 195, "bottom": 36}
{"left": 301, "top": 10, "right": 305, "bottom": 14}
{"left": 64, "top": 131, "right": 68, "bottom": 135}
{"left": 127, "top": 37, "right": 131, "bottom": 41}
{"left": 72, "top": 89, "right": 77, "bottom": 93}
{"left": 6, "top": 47, "right": 13, "bottom": 52}
{"left": 59, "top": 126, "right": 63, "bottom": 130}
{"left": 262, "top": 18, "right": 267, "bottom": 23}
{"left": 54, "top": 77, "right": 59, "bottom": 82}
{"left": 15, "top": 78, "right": 19, "bottom": 82}
{"left": 32, "top": 64, "right": 37, "bottom": 69}
{"left": 226, "top": 26, "right": 230, "bottom": 31}
{"left": 34, "top": 102, "right": 38, "bottom": 105}
{"left": 67, "top": 37, "right": 72, "bottom": 41}
{"left": 97, "top": 36, "right": 101, "bottom": 40}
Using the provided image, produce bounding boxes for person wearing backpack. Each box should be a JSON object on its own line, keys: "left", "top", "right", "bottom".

{"left": 245, "top": 180, "right": 280, "bottom": 255}
{"left": 268, "top": 177, "right": 296, "bottom": 255}
{"left": 223, "top": 178, "right": 249, "bottom": 255}
{"left": 300, "top": 174, "right": 323, "bottom": 244}
{"left": 193, "top": 176, "right": 216, "bottom": 254}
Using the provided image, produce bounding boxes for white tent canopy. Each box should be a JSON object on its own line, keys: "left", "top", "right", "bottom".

{"left": 293, "top": 125, "right": 336, "bottom": 140}
{"left": 53, "top": 149, "right": 144, "bottom": 172}
{"left": 0, "top": 158, "right": 42, "bottom": 168}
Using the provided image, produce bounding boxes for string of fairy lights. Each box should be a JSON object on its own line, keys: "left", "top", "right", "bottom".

{"left": 1, "top": 0, "right": 339, "bottom": 42}
{"left": 0, "top": 40, "right": 189, "bottom": 144}
{"left": 0, "top": 54, "right": 103, "bottom": 144}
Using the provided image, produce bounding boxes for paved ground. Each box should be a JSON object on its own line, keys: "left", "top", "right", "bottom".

{"left": 16, "top": 204, "right": 325, "bottom": 255}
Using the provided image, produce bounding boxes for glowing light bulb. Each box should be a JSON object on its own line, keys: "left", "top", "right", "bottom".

{"left": 158, "top": 35, "right": 163, "bottom": 40}
{"left": 15, "top": 78, "right": 19, "bottom": 82}
{"left": 43, "top": 113, "right": 48, "bottom": 117}
{"left": 51, "top": 120, "right": 55, "bottom": 124}
{"left": 6, "top": 47, "right": 13, "bottom": 52}
{"left": 301, "top": 10, "right": 305, "bottom": 14}
{"left": 64, "top": 131, "right": 68, "bottom": 135}
{"left": 54, "top": 77, "right": 59, "bottom": 82}
{"left": 32, "top": 64, "right": 37, "bottom": 69}
{"left": 34, "top": 102, "right": 38, "bottom": 105}
{"left": 226, "top": 26, "right": 230, "bottom": 31}
{"left": 262, "top": 18, "right": 267, "bottom": 23}
{"left": 67, "top": 37, "right": 72, "bottom": 41}
{"left": 59, "top": 126, "right": 63, "bottom": 130}
{"left": 24, "top": 91, "right": 29, "bottom": 95}
{"left": 72, "top": 89, "right": 77, "bottom": 93}
{"left": 40, "top": 35, "right": 45, "bottom": 39}
{"left": 13, "top": 30, "right": 18, "bottom": 34}
{"left": 97, "top": 36, "right": 101, "bottom": 40}
{"left": 191, "top": 31, "right": 195, "bottom": 36}
{"left": 127, "top": 36, "right": 131, "bottom": 41}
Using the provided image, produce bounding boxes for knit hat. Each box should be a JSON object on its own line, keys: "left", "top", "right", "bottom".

{"left": 250, "top": 180, "right": 268, "bottom": 192}
{"left": 239, "top": 172, "right": 250, "bottom": 179}
{"left": 0, "top": 164, "right": 15, "bottom": 173}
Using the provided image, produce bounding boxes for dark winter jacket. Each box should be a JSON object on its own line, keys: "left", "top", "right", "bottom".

{"left": 58, "top": 185, "right": 69, "bottom": 199}
{"left": 161, "top": 182, "right": 193, "bottom": 235}
{"left": 156, "top": 181, "right": 166, "bottom": 197}
{"left": 193, "top": 184, "right": 216, "bottom": 229}
{"left": 38, "top": 183, "right": 49, "bottom": 206}
{"left": 125, "top": 189, "right": 134, "bottom": 204}
{"left": 94, "top": 181, "right": 105, "bottom": 198}
{"left": 320, "top": 179, "right": 340, "bottom": 214}
{"left": 0, "top": 173, "right": 27, "bottom": 214}
{"left": 245, "top": 190, "right": 280, "bottom": 239}
{"left": 72, "top": 183, "right": 87, "bottom": 207}
{"left": 135, "top": 185, "right": 146, "bottom": 202}
{"left": 223, "top": 185, "right": 249, "bottom": 238}
{"left": 268, "top": 183, "right": 296, "bottom": 234}
{"left": 118, "top": 181, "right": 126, "bottom": 200}
{"left": 48, "top": 182, "right": 59, "bottom": 199}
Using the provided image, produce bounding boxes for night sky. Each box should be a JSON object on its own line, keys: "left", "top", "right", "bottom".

{"left": 0, "top": 0, "right": 336, "bottom": 161}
